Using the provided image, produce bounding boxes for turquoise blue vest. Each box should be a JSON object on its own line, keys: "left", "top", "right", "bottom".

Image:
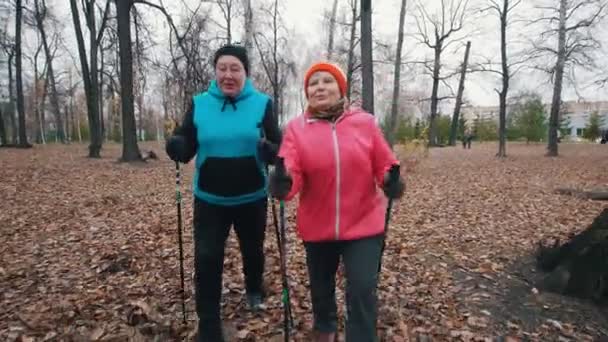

{"left": 192, "top": 79, "right": 270, "bottom": 206}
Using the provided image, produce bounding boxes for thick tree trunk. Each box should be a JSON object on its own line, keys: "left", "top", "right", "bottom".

{"left": 536, "top": 208, "right": 608, "bottom": 300}
{"left": 450, "top": 41, "right": 471, "bottom": 146}
{"left": 8, "top": 54, "right": 17, "bottom": 145}
{"left": 116, "top": 0, "right": 142, "bottom": 161}
{"left": 428, "top": 43, "right": 442, "bottom": 146}
{"left": 360, "top": 0, "right": 374, "bottom": 114}
{"left": 0, "top": 108, "right": 6, "bottom": 145}
{"left": 70, "top": 0, "right": 102, "bottom": 157}
{"left": 15, "top": 0, "right": 30, "bottom": 147}
{"left": 388, "top": 0, "right": 407, "bottom": 147}
{"left": 547, "top": 0, "right": 567, "bottom": 157}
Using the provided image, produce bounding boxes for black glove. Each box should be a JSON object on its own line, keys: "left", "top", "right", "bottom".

{"left": 268, "top": 157, "right": 292, "bottom": 200}
{"left": 382, "top": 164, "right": 405, "bottom": 199}
{"left": 165, "top": 135, "right": 191, "bottom": 163}
{"left": 257, "top": 138, "right": 279, "bottom": 165}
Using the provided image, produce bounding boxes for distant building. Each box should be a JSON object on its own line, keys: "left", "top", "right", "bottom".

{"left": 460, "top": 100, "right": 608, "bottom": 139}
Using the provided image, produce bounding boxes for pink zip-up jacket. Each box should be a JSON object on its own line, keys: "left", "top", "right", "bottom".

{"left": 278, "top": 107, "right": 400, "bottom": 242}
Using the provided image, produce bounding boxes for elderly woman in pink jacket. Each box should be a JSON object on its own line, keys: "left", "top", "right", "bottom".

{"left": 268, "top": 62, "right": 405, "bottom": 342}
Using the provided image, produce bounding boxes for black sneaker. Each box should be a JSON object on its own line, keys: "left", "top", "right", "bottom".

{"left": 246, "top": 292, "right": 265, "bottom": 311}
{"left": 196, "top": 321, "right": 225, "bottom": 342}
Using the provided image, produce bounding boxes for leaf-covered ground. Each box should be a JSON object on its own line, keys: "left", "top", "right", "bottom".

{"left": 1, "top": 142, "right": 607, "bottom": 341}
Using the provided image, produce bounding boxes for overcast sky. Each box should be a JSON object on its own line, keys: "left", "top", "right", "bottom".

{"left": 4, "top": 0, "right": 608, "bottom": 117}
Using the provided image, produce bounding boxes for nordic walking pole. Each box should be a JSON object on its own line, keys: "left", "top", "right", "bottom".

{"left": 275, "top": 157, "right": 293, "bottom": 341}
{"left": 175, "top": 161, "right": 187, "bottom": 324}
{"left": 378, "top": 164, "right": 400, "bottom": 273}
{"left": 258, "top": 123, "right": 293, "bottom": 337}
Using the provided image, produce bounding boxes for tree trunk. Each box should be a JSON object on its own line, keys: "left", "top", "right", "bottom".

{"left": 8, "top": 54, "right": 17, "bottom": 145}
{"left": 35, "top": 0, "right": 65, "bottom": 143}
{"left": 88, "top": 0, "right": 102, "bottom": 155}
{"left": 0, "top": 108, "right": 6, "bottom": 145}
{"left": 346, "top": 0, "right": 358, "bottom": 100}
{"left": 70, "top": 0, "right": 102, "bottom": 157}
{"left": 428, "top": 43, "right": 442, "bottom": 146}
{"left": 388, "top": 0, "right": 407, "bottom": 147}
{"left": 243, "top": 0, "right": 253, "bottom": 51}
{"left": 40, "top": 66, "right": 50, "bottom": 144}
{"left": 34, "top": 50, "right": 42, "bottom": 144}
{"left": 450, "top": 41, "right": 471, "bottom": 146}
{"left": 497, "top": 1, "right": 509, "bottom": 158}
{"left": 64, "top": 105, "right": 70, "bottom": 142}
{"left": 15, "top": 0, "right": 30, "bottom": 147}
{"left": 327, "top": 0, "right": 339, "bottom": 61}
{"left": 360, "top": 0, "right": 374, "bottom": 114}
{"left": 134, "top": 10, "right": 145, "bottom": 141}
{"left": 99, "top": 47, "right": 105, "bottom": 141}
{"left": 547, "top": 0, "right": 566, "bottom": 157}
{"left": 116, "top": 0, "right": 142, "bottom": 162}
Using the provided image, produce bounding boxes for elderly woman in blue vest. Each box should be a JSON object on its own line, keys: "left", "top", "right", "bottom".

{"left": 165, "top": 43, "right": 281, "bottom": 341}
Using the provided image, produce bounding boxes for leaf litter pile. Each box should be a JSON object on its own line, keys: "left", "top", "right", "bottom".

{"left": 1, "top": 142, "right": 607, "bottom": 341}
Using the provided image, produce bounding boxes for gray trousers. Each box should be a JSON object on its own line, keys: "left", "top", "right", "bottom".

{"left": 304, "top": 234, "right": 384, "bottom": 342}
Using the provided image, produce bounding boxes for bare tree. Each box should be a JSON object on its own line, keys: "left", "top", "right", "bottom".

{"left": 449, "top": 41, "right": 470, "bottom": 146}
{"left": 342, "top": 0, "right": 360, "bottom": 100}
{"left": 33, "top": 0, "right": 65, "bottom": 143}
{"left": 15, "top": 0, "right": 30, "bottom": 147}
{"left": 215, "top": 0, "right": 237, "bottom": 43}
{"left": 69, "top": 0, "right": 110, "bottom": 157}
{"left": 326, "top": 0, "right": 339, "bottom": 60}
{"left": 243, "top": 0, "right": 253, "bottom": 50}
{"left": 24, "top": 34, "right": 47, "bottom": 144}
{"left": 360, "top": 0, "right": 374, "bottom": 114}
{"left": 531, "top": 0, "right": 606, "bottom": 156}
{"left": 115, "top": 0, "right": 142, "bottom": 161}
{"left": 0, "top": 106, "right": 6, "bottom": 146}
{"left": 414, "top": 0, "right": 470, "bottom": 146}
{"left": 253, "top": 0, "right": 295, "bottom": 122}
{"left": 387, "top": 0, "right": 408, "bottom": 147}
{"left": 1, "top": 20, "right": 18, "bottom": 144}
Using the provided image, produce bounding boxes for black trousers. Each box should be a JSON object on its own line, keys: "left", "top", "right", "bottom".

{"left": 304, "top": 234, "right": 384, "bottom": 342}
{"left": 193, "top": 197, "right": 267, "bottom": 341}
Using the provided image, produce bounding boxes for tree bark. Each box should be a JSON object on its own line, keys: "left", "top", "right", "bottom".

{"left": 428, "top": 42, "right": 442, "bottom": 146}
{"left": 8, "top": 53, "right": 17, "bottom": 145}
{"left": 346, "top": 0, "right": 358, "bottom": 100}
{"left": 116, "top": 0, "right": 142, "bottom": 161}
{"left": 243, "top": 0, "right": 253, "bottom": 51}
{"left": 388, "top": 0, "right": 407, "bottom": 147}
{"left": 547, "top": 0, "right": 567, "bottom": 157}
{"left": 0, "top": 107, "right": 6, "bottom": 145}
{"left": 360, "top": 0, "right": 374, "bottom": 114}
{"left": 15, "top": 0, "right": 30, "bottom": 147}
{"left": 99, "top": 44, "right": 105, "bottom": 141}
{"left": 450, "top": 41, "right": 471, "bottom": 146}
{"left": 497, "top": 0, "right": 509, "bottom": 158}
{"left": 69, "top": 0, "right": 102, "bottom": 157}
{"left": 33, "top": 47, "right": 44, "bottom": 144}
{"left": 327, "top": 0, "right": 339, "bottom": 61}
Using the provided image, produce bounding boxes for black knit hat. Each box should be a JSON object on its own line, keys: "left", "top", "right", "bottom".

{"left": 213, "top": 43, "right": 249, "bottom": 75}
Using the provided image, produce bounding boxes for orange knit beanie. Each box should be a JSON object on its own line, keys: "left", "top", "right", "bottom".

{"left": 304, "top": 62, "right": 347, "bottom": 98}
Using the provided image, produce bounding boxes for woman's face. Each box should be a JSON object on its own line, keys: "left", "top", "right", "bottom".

{"left": 306, "top": 71, "right": 341, "bottom": 111}
{"left": 216, "top": 55, "right": 246, "bottom": 98}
